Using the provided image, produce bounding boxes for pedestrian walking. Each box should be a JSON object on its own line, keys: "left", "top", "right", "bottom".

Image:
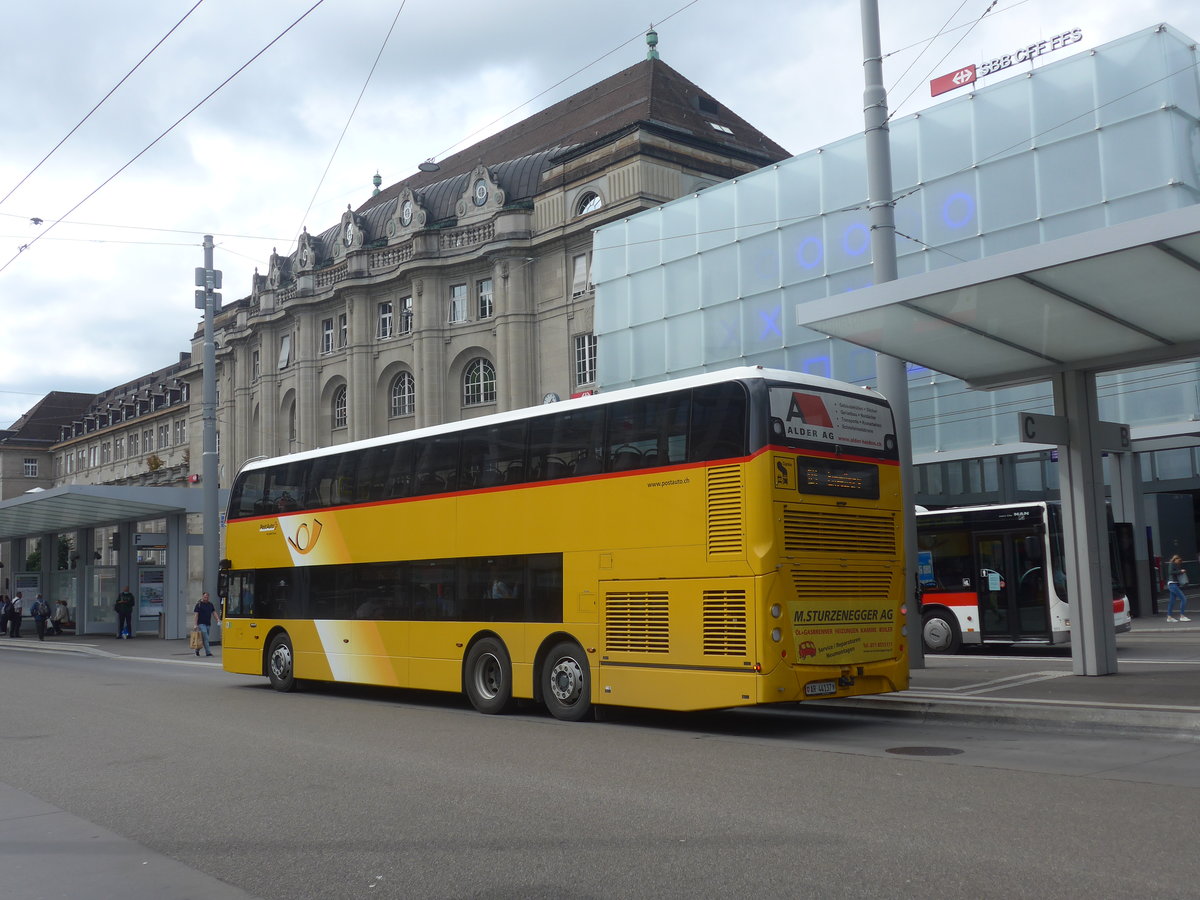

{"left": 29, "top": 594, "right": 50, "bottom": 641}
{"left": 114, "top": 586, "right": 135, "bottom": 638}
{"left": 8, "top": 591, "right": 24, "bottom": 638}
{"left": 0, "top": 595, "right": 10, "bottom": 636}
{"left": 1165, "top": 554, "right": 1191, "bottom": 622}
{"left": 193, "top": 591, "right": 219, "bottom": 657}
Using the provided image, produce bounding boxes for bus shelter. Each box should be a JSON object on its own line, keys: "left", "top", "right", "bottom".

{"left": 0, "top": 484, "right": 211, "bottom": 639}
{"left": 797, "top": 203, "right": 1200, "bottom": 675}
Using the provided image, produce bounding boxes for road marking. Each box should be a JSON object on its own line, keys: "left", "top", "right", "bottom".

{"left": 917, "top": 671, "right": 1070, "bottom": 695}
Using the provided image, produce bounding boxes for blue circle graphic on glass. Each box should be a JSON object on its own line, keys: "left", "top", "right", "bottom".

{"left": 842, "top": 223, "right": 869, "bottom": 256}
{"left": 942, "top": 192, "right": 975, "bottom": 229}
{"left": 796, "top": 236, "right": 823, "bottom": 269}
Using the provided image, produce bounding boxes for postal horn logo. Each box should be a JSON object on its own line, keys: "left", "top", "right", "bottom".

{"left": 286, "top": 518, "right": 324, "bottom": 555}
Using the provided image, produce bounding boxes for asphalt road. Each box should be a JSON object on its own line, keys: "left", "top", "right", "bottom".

{"left": 1, "top": 646, "right": 1198, "bottom": 899}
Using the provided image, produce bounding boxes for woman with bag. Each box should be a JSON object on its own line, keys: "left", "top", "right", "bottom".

{"left": 1165, "top": 554, "right": 1191, "bottom": 623}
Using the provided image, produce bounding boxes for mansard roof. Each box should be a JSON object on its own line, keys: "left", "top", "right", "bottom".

{"left": 1, "top": 392, "right": 93, "bottom": 446}
{"left": 286, "top": 57, "right": 790, "bottom": 271}
{"left": 363, "top": 57, "right": 790, "bottom": 214}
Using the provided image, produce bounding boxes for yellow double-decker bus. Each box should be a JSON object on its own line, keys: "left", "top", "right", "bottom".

{"left": 220, "top": 366, "right": 908, "bottom": 720}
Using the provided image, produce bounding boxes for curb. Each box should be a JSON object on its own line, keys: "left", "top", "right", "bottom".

{"left": 810, "top": 693, "right": 1200, "bottom": 741}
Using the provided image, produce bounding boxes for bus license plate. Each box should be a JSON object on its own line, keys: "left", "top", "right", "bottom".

{"left": 805, "top": 680, "right": 837, "bottom": 697}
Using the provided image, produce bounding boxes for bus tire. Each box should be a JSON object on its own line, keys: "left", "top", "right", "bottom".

{"left": 922, "top": 609, "right": 961, "bottom": 654}
{"left": 542, "top": 641, "right": 592, "bottom": 722}
{"left": 266, "top": 632, "right": 298, "bottom": 692}
{"left": 464, "top": 637, "right": 514, "bottom": 715}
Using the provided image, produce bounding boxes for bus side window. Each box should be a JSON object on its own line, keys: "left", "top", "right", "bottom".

{"left": 413, "top": 435, "right": 461, "bottom": 496}
{"left": 268, "top": 461, "right": 310, "bottom": 514}
{"left": 462, "top": 421, "right": 527, "bottom": 489}
{"left": 224, "top": 574, "right": 254, "bottom": 617}
{"left": 689, "top": 383, "right": 748, "bottom": 462}
{"left": 605, "top": 394, "right": 688, "bottom": 473}
{"left": 529, "top": 407, "right": 605, "bottom": 481}
{"left": 230, "top": 472, "right": 266, "bottom": 518}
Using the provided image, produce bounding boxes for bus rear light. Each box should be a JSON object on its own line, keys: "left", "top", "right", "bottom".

{"left": 770, "top": 627, "right": 782, "bottom": 642}
{"left": 754, "top": 662, "right": 762, "bottom": 673}
{"left": 770, "top": 603, "right": 782, "bottom": 618}
{"left": 899, "top": 604, "right": 907, "bottom": 617}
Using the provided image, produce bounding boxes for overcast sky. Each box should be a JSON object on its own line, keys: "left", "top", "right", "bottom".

{"left": 2, "top": 0, "right": 1197, "bottom": 428}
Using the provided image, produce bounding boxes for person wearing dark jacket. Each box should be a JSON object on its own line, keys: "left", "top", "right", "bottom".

{"left": 29, "top": 594, "right": 50, "bottom": 641}
{"left": 114, "top": 587, "right": 136, "bottom": 638}
{"left": 8, "top": 591, "right": 24, "bottom": 638}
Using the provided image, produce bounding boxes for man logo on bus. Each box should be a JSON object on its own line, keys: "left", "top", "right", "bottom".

{"left": 786, "top": 392, "right": 836, "bottom": 441}
{"left": 286, "top": 518, "right": 324, "bottom": 555}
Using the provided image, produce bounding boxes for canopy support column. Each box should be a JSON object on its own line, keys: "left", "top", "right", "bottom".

{"left": 1054, "top": 371, "right": 1118, "bottom": 675}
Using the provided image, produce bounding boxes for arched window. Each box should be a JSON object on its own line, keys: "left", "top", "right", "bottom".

{"left": 332, "top": 385, "right": 348, "bottom": 429}
{"left": 576, "top": 191, "right": 602, "bottom": 216}
{"left": 463, "top": 359, "right": 496, "bottom": 406}
{"left": 390, "top": 372, "right": 415, "bottom": 418}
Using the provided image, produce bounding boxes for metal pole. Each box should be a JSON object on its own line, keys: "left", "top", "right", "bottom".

{"left": 201, "top": 235, "right": 219, "bottom": 602}
{"left": 860, "top": 0, "right": 922, "bottom": 668}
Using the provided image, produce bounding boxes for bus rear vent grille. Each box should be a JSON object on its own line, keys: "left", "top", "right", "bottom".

{"left": 702, "top": 590, "right": 748, "bottom": 656}
{"left": 783, "top": 509, "right": 896, "bottom": 555}
{"left": 791, "top": 569, "right": 894, "bottom": 603}
{"left": 707, "top": 465, "right": 744, "bottom": 556}
{"left": 604, "top": 592, "right": 670, "bottom": 653}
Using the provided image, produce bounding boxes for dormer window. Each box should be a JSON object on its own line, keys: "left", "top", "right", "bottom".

{"left": 576, "top": 192, "right": 603, "bottom": 216}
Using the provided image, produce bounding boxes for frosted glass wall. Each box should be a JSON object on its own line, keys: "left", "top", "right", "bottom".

{"left": 593, "top": 25, "right": 1200, "bottom": 459}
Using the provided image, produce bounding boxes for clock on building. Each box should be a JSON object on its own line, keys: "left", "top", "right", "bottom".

{"left": 344, "top": 222, "right": 355, "bottom": 248}
{"left": 472, "top": 179, "right": 489, "bottom": 207}
{"left": 299, "top": 245, "right": 310, "bottom": 268}
{"left": 400, "top": 200, "right": 414, "bottom": 226}
{"left": 542, "top": 392, "right": 560, "bottom": 404}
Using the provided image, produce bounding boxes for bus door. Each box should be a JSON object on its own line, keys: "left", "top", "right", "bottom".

{"left": 974, "top": 531, "right": 1049, "bottom": 642}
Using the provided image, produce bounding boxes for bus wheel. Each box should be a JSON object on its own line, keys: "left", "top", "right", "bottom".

{"left": 464, "top": 637, "right": 514, "bottom": 714}
{"left": 266, "top": 633, "right": 297, "bottom": 692}
{"left": 922, "top": 609, "right": 961, "bottom": 654}
{"left": 542, "top": 641, "right": 592, "bottom": 722}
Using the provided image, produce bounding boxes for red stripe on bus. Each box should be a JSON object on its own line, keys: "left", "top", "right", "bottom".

{"left": 921, "top": 592, "right": 977, "bottom": 608}
{"left": 766, "top": 444, "right": 900, "bottom": 467}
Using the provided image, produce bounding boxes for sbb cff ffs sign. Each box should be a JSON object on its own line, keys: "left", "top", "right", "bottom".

{"left": 929, "top": 27, "right": 1083, "bottom": 97}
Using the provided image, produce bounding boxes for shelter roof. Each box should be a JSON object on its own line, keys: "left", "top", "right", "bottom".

{"left": 0, "top": 485, "right": 212, "bottom": 541}
{"left": 798, "top": 204, "right": 1200, "bottom": 390}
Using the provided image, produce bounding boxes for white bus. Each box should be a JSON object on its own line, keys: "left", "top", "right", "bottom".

{"left": 916, "top": 501, "right": 1132, "bottom": 653}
